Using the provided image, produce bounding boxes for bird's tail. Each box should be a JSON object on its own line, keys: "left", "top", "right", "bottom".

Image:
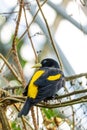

{"left": 18, "top": 97, "right": 32, "bottom": 117}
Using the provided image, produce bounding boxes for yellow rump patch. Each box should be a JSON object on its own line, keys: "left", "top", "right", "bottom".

{"left": 28, "top": 70, "right": 44, "bottom": 99}
{"left": 47, "top": 73, "right": 61, "bottom": 81}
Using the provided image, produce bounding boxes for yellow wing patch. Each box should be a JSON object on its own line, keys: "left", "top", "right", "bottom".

{"left": 47, "top": 73, "right": 61, "bottom": 81}
{"left": 28, "top": 70, "right": 45, "bottom": 98}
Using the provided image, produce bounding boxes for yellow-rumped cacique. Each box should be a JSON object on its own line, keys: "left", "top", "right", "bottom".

{"left": 18, "top": 58, "right": 65, "bottom": 117}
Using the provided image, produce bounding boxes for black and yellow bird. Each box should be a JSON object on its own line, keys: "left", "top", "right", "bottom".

{"left": 18, "top": 58, "right": 65, "bottom": 117}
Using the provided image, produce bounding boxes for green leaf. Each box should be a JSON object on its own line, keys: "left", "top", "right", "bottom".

{"left": 11, "top": 121, "right": 21, "bottom": 130}
{"left": 42, "top": 108, "right": 65, "bottom": 119}
{"left": 42, "top": 108, "right": 57, "bottom": 119}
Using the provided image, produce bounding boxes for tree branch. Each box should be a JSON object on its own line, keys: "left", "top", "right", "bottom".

{"left": 12, "top": 0, "right": 26, "bottom": 87}
{"left": 0, "top": 53, "right": 22, "bottom": 83}
{"left": 36, "top": 0, "right": 63, "bottom": 69}
{"left": 65, "top": 72, "right": 87, "bottom": 81}
{"left": 0, "top": 88, "right": 87, "bottom": 109}
{"left": 0, "top": 106, "right": 11, "bottom": 130}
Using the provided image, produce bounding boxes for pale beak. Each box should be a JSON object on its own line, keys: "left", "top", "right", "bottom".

{"left": 32, "top": 63, "right": 42, "bottom": 68}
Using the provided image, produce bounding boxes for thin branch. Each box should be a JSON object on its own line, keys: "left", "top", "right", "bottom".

{"left": 65, "top": 72, "right": 87, "bottom": 81}
{"left": 14, "top": 104, "right": 28, "bottom": 130}
{"left": 55, "top": 88, "right": 87, "bottom": 99}
{"left": 31, "top": 107, "right": 38, "bottom": 130}
{"left": 14, "top": 104, "right": 34, "bottom": 130}
{"left": 12, "top": 0, "right": 23, "bottom": 48}
{"left": 23, "top": 4, "right": 39, "bottom": 129}
{"left": 63, "top": 86, "right": 75, "bottom": 129}
{"left": 23, "top": 118, "right": 34, "bottom": 130}
{"left": 18, "top": 0, "right": 47, "bottom": 41}
{"left": 36, "top": 0, "right": 63, "bottom": 69}
{"left": 1, "top": 88, "right": 87, "bottom": 108}
{"left": 0, "top": 49, "right": 12, "bottom": 74}
{"left": 0, "top": 106, "right": 11, "bottom": 130}
{"left": 4, "top": 86, "right": 22, "bottom": 90}
{"left": 12, "top": 0, "right": 26, "bottom": 87}
{"left": 36, "top": 0, "right": 63, "bottom": 70}
{"left": 80, "top": 0, "right": 86, "bottom": 6}
{"left": 23, "top": 1, "right": 38, "bottom": 63}
{"left": 72, "top": 111, "right": 75, "bottom": 130}
{"left": 0, "top": 54, "right": 22, "bottom": 83}
{"left": 1, "top": 94, "right": 87, "bottom": 109}
{"left": 37, "top": 95, "right": 87, "bottom": 108}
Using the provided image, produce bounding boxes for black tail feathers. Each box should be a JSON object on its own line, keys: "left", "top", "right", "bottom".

{"left": 18, "top": 98, "right": 32, "bottom": 117}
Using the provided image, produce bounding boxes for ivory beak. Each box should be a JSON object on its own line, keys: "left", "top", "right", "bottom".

{"left": 32, "top": 63, "right": 42, "bottom": 68}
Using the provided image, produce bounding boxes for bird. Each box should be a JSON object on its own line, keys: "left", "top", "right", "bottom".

{"left": 18, "top": 58, "right": 65, "bottom": 117}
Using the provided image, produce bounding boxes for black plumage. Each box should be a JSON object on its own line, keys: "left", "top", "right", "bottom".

{"left": 18, "top": 58, "right": 65, "bottom": 117}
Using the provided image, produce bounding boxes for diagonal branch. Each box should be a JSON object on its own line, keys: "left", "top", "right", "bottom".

{"left": 0, "top": 53, "right": 22, "bottom": 83}
{"left": 36, "top": 0, "right": 63, "bottom": 70}
{"left": 18, "top": 0, "right": 47, "bottom": 41}
{"left": 12, "top": 0, "right": 26, "bottom": 87}
{"left": 0, "top": 106, "right": 11, "bottom": 130}
{"left": 22, "top": 1, "right": 38, "bottom": 63}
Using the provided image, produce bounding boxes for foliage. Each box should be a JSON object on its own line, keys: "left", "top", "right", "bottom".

{"left": 11, "top": 121, "right": 21, "bottom": 130}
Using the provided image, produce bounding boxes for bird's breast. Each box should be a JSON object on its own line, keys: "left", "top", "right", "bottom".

{"left": 28, "top": 70, "right": 45, "bottom": 98}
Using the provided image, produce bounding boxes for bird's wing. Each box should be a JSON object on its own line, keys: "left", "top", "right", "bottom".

{"left": 34, "top": 67, "right": 64, "bottom": 87}
{"left": 34, "top": 68, "right": 65, "bottom": 100}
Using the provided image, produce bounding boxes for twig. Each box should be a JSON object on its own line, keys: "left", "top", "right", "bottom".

{"left": 23, "top": 118, "right": 34, "bottom": 130}
{"left": 23, "top": 1, "right": 38, "bottom": 63}
{"left": 36, "top": 0, "right": 63, "bottom": 70}
{"left": 12, "top": 0, "right": 22, "bottom": 49}
{"left": 65, "top": 72, "right": 87, "bottom": 81}
{"left": 12, "top": 0, "right": 26, "bottom": 87}
{"left": 80, "top": 0, "right": 86, "bottom": 6}
{"left": 0, "top": 49, "right": 12, "bottom": 73}
{"left": 63, "top": 86, "right": 74, "bottom": 129}
{"left": 18, "top": 0, "right": 47, "bottom": 41}
{"left": 4, "top": 86, "right": 22, "bottom": 90}
{"left": 0, "top": 54, "right": 22, "bottom": 83}
{"left": 55, "top": 89, "right": 87, "bottom": 99}
{"left": 14, "top": 104, "right": 27, "bottom": 130}
{"left": 1, "top": 94, "right": 87, "bottom": 111}
{"left": 37, "top": 95, "right": 87, "bottom": 108}
{"left": 1, "top": 94, "right": 87, "bottom": 108}
{"left": 14, "top": 104, "right": 33, "bottom": 130}
{"left": 23, "top": 4, "right": 39, "bottom": 129}
{"left": 31, "top": 107, "right": 38, "bottom": 130}
{"left": 72, "top": 111, "right": 75, "bottom": 130}
{"left": 36, "top": 107, "right": 39, "bottom": 127}
{"left": 1, "top": 88, "right": 87, "bottom": 108}
{"left": 0, "top": 106, "right": 11, "bottom": 130}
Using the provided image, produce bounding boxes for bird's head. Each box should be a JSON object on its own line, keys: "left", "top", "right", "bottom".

{"left": 32, "top": 58, "right": 60, "bottom": 68}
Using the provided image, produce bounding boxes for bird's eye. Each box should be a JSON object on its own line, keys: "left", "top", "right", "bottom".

{"left": 43, "top": 60, "right": 47, "bottom": 64}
